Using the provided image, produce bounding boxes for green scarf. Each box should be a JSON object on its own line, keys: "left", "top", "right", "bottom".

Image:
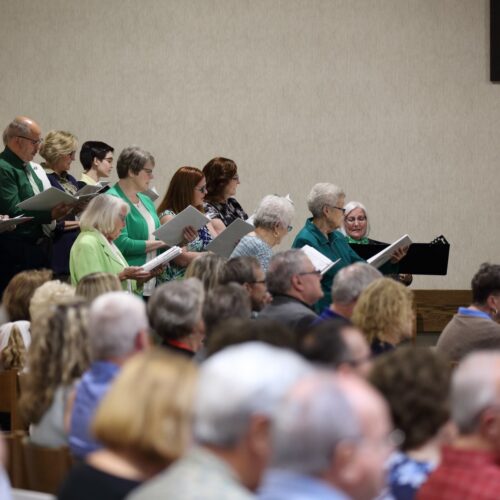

{"left": 346, "top": 235, "right": 370, "bottom": 245}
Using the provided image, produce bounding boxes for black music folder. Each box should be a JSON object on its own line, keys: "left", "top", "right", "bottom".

{"left": 350, "top": 235, "right": 450, "bottom": 275}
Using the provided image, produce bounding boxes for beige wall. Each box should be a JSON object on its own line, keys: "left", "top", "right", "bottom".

{"left": 1, "top": 0, "right": 497, "bottom": 289}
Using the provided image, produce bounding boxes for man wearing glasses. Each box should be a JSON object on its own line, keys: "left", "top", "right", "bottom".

{"left": 0, "top": 116, "right": 70, "bottom": 295}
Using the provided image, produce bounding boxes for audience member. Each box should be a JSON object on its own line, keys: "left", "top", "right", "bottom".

{"left": 370, "top": 346, "right": 453, "bottom": 500}
{"left": 20, "top": 298, "right": 90, "bottom": 447}
{"left": 185, "top": 252, "right": 226, "bottom": 292}
{"left": 436, "top": 263, "right": 500, "bottom": 362}
{"left": 78, "top": 141, "right": 114, "bottom": 186}
{"left": 29, "top": 279, "right": 75, "bottom": 326}
{"left": 418, "top": 352, "right": 500, "bottom": 499}
{"left": 107, "top": 147, "right": 166, "bottom": 297}
{"left": 69, "top": 292, "right": 150, "bottom": 459}
{"left": 39, "top": 130, "right": 81, "bottom": 280}
{"left": 129, "top": 342, "right": 311, "bottom": 499}
{"left": 0, "top": 116, "right": 70, "bottom": 295}
{"left": 258, "top": 250, "right": 322, "bottom": 332}
{"left": 156, "top": 166, "right": 218, "bottom": 281}
{"left": 318, "top": 262, "right": 382, "bottom": 321}
{"left": 231, "top": 195, "right": 294, "bottom": 272}
{"left": 70, "top": 194, "right": 151, "bottom": 292}
{"left": 206, "top": 318, "right": 296, "bottom": 357}
{"left": 202, "top": 157, "right": 248, "bottom": 231}
{"left": 75, "top": 272, "right": 122, "bottom": 302}
{"left": 352, "top": 278, "right": 414, "bottom": 356}
{"left": 0, "top": 268, "right": 52, "bottom": 370}
{"left": 203, "top": 283, "right": 252, "bottom": 338}
{"left": 219, "top": 256, "right": 270, "bottom": 315}
{"left": 59, "top": 348, "right": 197, "bottom": 500}
{"left": 259, "top": 372, "right": 394, "bottom": 500}
{"left": 148, "top": 278, "right": 205, "bottom": 357}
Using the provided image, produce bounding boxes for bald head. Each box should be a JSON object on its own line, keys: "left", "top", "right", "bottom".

{"left": 3, "top": 116, "right": 42, "bottom": 162}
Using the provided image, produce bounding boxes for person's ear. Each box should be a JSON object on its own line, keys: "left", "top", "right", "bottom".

{"left": 247, "top": 415, "right": 271, "bottom": 460}
{"left": 331, "top": 441, "right": 360, "bottom": 486}
{"left": 135, "top": 329, "right": 151, "bottom": 351}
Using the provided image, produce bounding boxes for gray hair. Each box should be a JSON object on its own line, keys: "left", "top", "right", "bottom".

{"left": 220, "top": 256, "right": 260, "bottom": 286}
{"left": 340, "top": 200, "right": 370, "bottom": 237}
{"left": 451, "top": 352, "right": 500, "bottom": 434}
{"left": 307, "top": 183, "right": 345, "bottom": 218}
{"left": 193, "top": 342, "right": 312, "bottom": 447}
{"left": 254, "top": 195, "right": 295, "bottom": 231}
{"left": 266, "top": 250, "right": 310, "bottom": 295}
{"left": 271, "top": 372, "right": 360, "bottom": 474}
{"left": 148, "top": 278, "right": 205, "bottom": 341}
{"left": 3, "top": 118, "right": 32, "bottom": 145}
{"left": 79, "top": 194, "right": 129, "bottom": 238}
{"left": 331, "top": 263, "right": 382, "bottom": 304}
{"left": 116, "top": 146, "right": 155, "bottom": 179}
{"left": 88, "top": 292, "right": 148, "bottom": 360}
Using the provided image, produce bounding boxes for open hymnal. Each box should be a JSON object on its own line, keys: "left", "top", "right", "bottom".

{"left": 0, "top": 215, "right": 33, "bottom": 234}
{"left": 205, "top": 219, "right": 254, "bottom": 257}
{"left": 367, "top": 234, "right": 412, "bottom": 268}
{"left": 17, "top": 187, "right": 101, "bottom": 211}
{"left": 74, "top": 184, "right": 110, "bottom": 197}
{"left": 301, "top": 245, "right": 341, "bottom": 275}
{"left": 141, "top": 246, "right": 182, "bottom": 272}
{"left": 153, "top": 205, "right": 210, "bottom": 246}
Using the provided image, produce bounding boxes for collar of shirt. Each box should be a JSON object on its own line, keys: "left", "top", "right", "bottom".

{"left": 1, "top": 146, "right": 26, "bottom": 169}
{"left": 441, "top": 446, "right": 500, "bottom": 468}
{"left": 305, "top": 218, "right": 344, "bottom": 246}
{"left": 458, "top": 307, "right": 492, "bottom": 320}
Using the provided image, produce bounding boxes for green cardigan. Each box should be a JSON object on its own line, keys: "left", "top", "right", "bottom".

{"left": 107, "top": 184, "right": 161, "bottom": 266}
{"left": 69, "top": 228, "right": 133, "bottom": 291}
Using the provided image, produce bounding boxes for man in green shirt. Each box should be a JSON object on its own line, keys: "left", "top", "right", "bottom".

{"left": 0, "top": 116, "right": 70, "bottom": 294}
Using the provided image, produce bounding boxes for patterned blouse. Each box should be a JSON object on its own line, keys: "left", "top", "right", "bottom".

{"left": 157, "top": 209, "right": 213, "bottom": 282}
{"left": 204, "top": 197, "right": 248, "bottom": 227}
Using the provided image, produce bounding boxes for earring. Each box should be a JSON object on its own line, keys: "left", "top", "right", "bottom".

{"left": 493, "top": 307, "right": 498, "bottom": 317}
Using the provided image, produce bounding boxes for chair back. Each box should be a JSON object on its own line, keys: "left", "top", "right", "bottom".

{"left": 0, "top": 370, "right": 24, "bottom": 431}
{"left": 22, "top": 440, "right": 73, "bottom": 495}
{"left": 2, "top": 431, "right": 27, "bottom": 488}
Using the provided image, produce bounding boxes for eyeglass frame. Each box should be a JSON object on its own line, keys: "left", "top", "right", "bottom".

{"left": 16, "top": 135, "right": 43, "bottom": 146}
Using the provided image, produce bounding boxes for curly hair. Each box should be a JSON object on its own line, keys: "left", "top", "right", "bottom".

{"left": 369, "top": 346, "right": 451, "bottom": 451}
{"left": 351, "top": 277, "right": 414, "bottom": 345}
{"left": 20, "top": 298, "right": 90, "bottom": 425}
{"left": 39, "top": 130, "right": 78, "bottom": 165}
{"left": 0, "top": 324, "right": 27, "bottom": 370}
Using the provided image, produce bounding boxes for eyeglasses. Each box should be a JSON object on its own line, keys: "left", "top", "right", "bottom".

{"left": 287, "top": 225, "right": 293, "bottom": 233}
{"left": 118, "top": 213, "right": 127, "bottom": 222}
{"left": 345, "top": 216, "right": 367, "bottom": 224}
{"left": 297, "top": 270, "right": 322, "bottom": 277}
{"left": 195, "top": 185, "right": 207, "bottom": 193}
{"left": 142, "top": 168, "right": 154, "bottom": 176}
{"left": 330, "top": 206, "right": 346, "bottom": 214}
{"left": 16, "top": 135, "right": 43, "bottom": 146}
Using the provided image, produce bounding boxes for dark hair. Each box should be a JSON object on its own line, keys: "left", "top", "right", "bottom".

{"left": 202, "top": 283, "right": 251, "bottom": 335}
{"left": 219, "top": 256, "right": 260, "bottom": 286}
{"left": 299, "top": 319, "right": 351, "bottom": 367}
{"left": 206, "top": 318, "right": 296, "bottom": 357}
{"left": 116, "top": 146, "right": 155, "bottom": 179}
{"left": 369, "top": 346, "right": 450, "bottom": 451}
{"left": 471, "top": 263, "right": 500, "bottom": 305}
{"left": 79, "top": 141, "right": 114, "bottom": 171}
{"left": 157, "top": 166, "right": 204, "bottom": 215}
{"left": 202, "top": 157, "right": 237, "bottom": 201}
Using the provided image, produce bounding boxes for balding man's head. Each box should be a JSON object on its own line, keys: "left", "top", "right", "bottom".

{"left": 3, "top": 116, "right": 42, "bottom": 162}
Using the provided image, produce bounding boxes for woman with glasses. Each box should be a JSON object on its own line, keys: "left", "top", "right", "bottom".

{"left": 342, "top": 201, "right": 412, "bottom": 286}
{"left": 156, "top": 166, "right": 218, "bottom": 282}
{"left": 70, "top": 194, "right": 152, "bottom": 293}
{"left": 231, "top": 194, "right": 295, "bottom": 272}
{"left": 78, "top": 141, "right": 114, "bottom": 187}
{"left": 107, "top": 147, "right": 166, "bottom": 297}
{"left": 202, "top": 157, "right": 248, "bottom": 232}
{"left": 39, "top": 130, "right": 81, "bottom": 281}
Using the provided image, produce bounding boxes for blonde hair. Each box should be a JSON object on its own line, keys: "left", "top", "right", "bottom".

{"left": 92, "top": 348, "right": 197, "bottom": 468}
{"left": 2, "top": 269, "right": 53, "bottom": 321}
{"left": 39, "top": 130, "right": 78, "bottom": 165}
{"left": 29, "top": 280, "right": 75, "bottom": 326}
{"left": 352, "top": 278, "right": 414, "bottom": 345}
{"left": 185, "top": 253, "right": 226, "bottom": 292}
{"left": 1, "top": 324, "right": 27, "bottom": 370}
{"left": 76, "top": 272, "right": 122, "bottom": 301}
{"left": 20, "top": 298, "right": 90, "bottom": 425}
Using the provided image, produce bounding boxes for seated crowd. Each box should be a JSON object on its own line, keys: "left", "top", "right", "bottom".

{"left": 2, "top": 115, "right": 500, "bottom": 499}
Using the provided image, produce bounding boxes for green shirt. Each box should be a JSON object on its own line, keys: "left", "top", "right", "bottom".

{"left": 292, "top": 218, "right": 365, "bottom": 312}
{"left": 0, "top": 147, "right": 52, "bottom": 242}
